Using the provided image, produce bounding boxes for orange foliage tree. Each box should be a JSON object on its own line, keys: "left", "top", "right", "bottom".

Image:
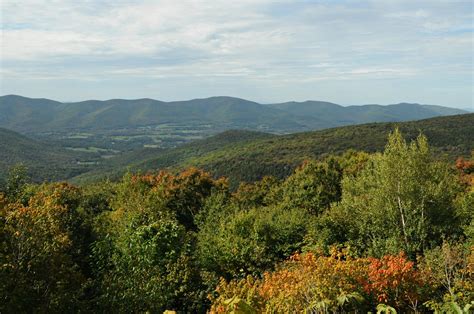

{"left": 210, "top": 250, "right": 431, "bottom": 313}
{"left": 365, "top": 253, "right": 426, "bottom": 310}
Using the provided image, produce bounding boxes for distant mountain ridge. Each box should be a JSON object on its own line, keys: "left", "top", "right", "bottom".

{"left": 267, "top": 101, "right": 468, "bottom": 126}
{"left": 0, "top": 95, "right": 467, "bottom": 133}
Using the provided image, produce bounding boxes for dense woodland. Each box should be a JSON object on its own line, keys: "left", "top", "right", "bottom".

{"left": 2, "top": 113, "right": 471, "bottom": 186}
{"left": 0, "top": 129, "right": 472, "bottom": 313}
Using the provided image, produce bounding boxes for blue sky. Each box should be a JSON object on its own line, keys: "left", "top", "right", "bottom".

{"left": 0, "top": 0, "right": 472, "bottom": 109}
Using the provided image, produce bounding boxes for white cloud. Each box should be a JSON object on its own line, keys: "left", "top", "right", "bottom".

{"left": 0, "top": 0, "right": 472, "bottom": 107}
{"left": 385, "top": 9, "right": 430, "bottom": 19}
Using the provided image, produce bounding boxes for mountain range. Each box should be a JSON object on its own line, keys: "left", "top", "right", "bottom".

{"left": 0, "top": 95, "right": 467, "bottom": 133}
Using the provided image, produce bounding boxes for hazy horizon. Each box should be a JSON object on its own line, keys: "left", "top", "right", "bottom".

{"left": 1, "top": 93, "right": 472, "bottom": 111}
{"left": 1, "top": 0, "right": 473, "bottom": 110}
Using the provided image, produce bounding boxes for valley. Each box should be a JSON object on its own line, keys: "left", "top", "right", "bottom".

{"left": 2, "top": 1, "right": 472, "bottom": 312}
{"left": 0, "top": 94, "right": 468, "bottom": 164}
{"left": 1, "top": 107, "right": 472, "bottom": 186}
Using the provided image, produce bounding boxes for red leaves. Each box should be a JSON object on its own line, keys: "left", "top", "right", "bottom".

{"left": 366, "top": 252, "right": 424, "bottom": 307}
{"left": 210, "top": 251, "right": 430, "bottom": 312}
{"left": 455, "top": 156, "right": 474, "bottom": 187}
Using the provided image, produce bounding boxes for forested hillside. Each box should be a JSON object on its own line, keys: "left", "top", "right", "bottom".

{"left": 75, "top": 114, "right": 474, "bottom": 186}
{"left": 0, "top": 128, "right": 96, "bottom": 183}
{"left": 1, "top": 95, "right": 467, "bottom": 164}
{"left": 0, "top": 95, "right": 303, "bottom": 132}
{"left": 2, "top": 114, "right": 472, "bottom": 187}
{"left": 0, "top": 95, "right": 466, "bottom": 134}
{"left": 1, "top": 130, "right": 472, "bottom": 312}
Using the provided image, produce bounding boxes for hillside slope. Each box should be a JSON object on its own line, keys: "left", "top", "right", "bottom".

{"left": 0, "top": 128, "right": 96, "bottom": 182}
{"left": 73, "top": 114, "right": 474, "bottom": 186}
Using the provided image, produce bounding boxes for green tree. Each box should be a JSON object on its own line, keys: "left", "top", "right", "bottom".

{"left": 0, "top": 183, "right": 88, "bottom": 313}
{"left": 95, "top": 215, "right": 202, "bottom": 312}
{"left": 91, "top": 169, "right": 226, "bottom": 312}
{"left": 4, "top": 164, "right": 29, "bottom": 203}
{"left": 327, "top": 129, "right": 462, "bottom": 257}
{"left": 275, "top": 159, "right": 342, "bottom": 215}
{"left": 420, "top": 241, "right": 473, "bottom": 306}
{"left": 233, "top": 176, "right": 280, "bottom": 209}
{"left": 197, "top": 201, "right": 309, "bottom": 278}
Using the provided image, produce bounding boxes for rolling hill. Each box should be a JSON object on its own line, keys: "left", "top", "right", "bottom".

{"left": 0, "top": 95, "right": 304, "bottom": 133}
{"left": 0, "top": 128, "right": 98, "bottom": 183}
{"left": 268, "top": 101, "right": 467, "bottom": 127}
{"left": 0, "top": 95, "right": 467, "bottom": 134}
{"left": 72, "top": 114, "right": 474, "bottom": 186}
{"left": 1, "top": 94, "right": 470, "bottom": 186}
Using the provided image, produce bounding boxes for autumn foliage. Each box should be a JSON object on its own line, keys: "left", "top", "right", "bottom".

{"left": 0, "top": 131, "right": 472, "bottom": 312}
{"left": 456, "top": 154, "right": 474, "bottom": 187}
{"left": 209, "top": 250, "right": 434, "bottom": 313}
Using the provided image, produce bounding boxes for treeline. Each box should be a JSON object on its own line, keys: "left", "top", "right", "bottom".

{"left": 0, "top": 130, "right": 472, "bottom": 313}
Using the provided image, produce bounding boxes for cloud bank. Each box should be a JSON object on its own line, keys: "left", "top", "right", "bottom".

{"left": 0, "top": 0, "right": 472, "bottom": 108}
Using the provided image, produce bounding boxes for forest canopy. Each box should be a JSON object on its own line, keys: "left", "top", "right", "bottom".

{"left": 0, "top": 130, "right": 472, "bottom": 313}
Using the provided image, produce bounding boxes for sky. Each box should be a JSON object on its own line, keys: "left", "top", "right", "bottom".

{"left": 0, "top": 0, "right": 473, "bottom": 109}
